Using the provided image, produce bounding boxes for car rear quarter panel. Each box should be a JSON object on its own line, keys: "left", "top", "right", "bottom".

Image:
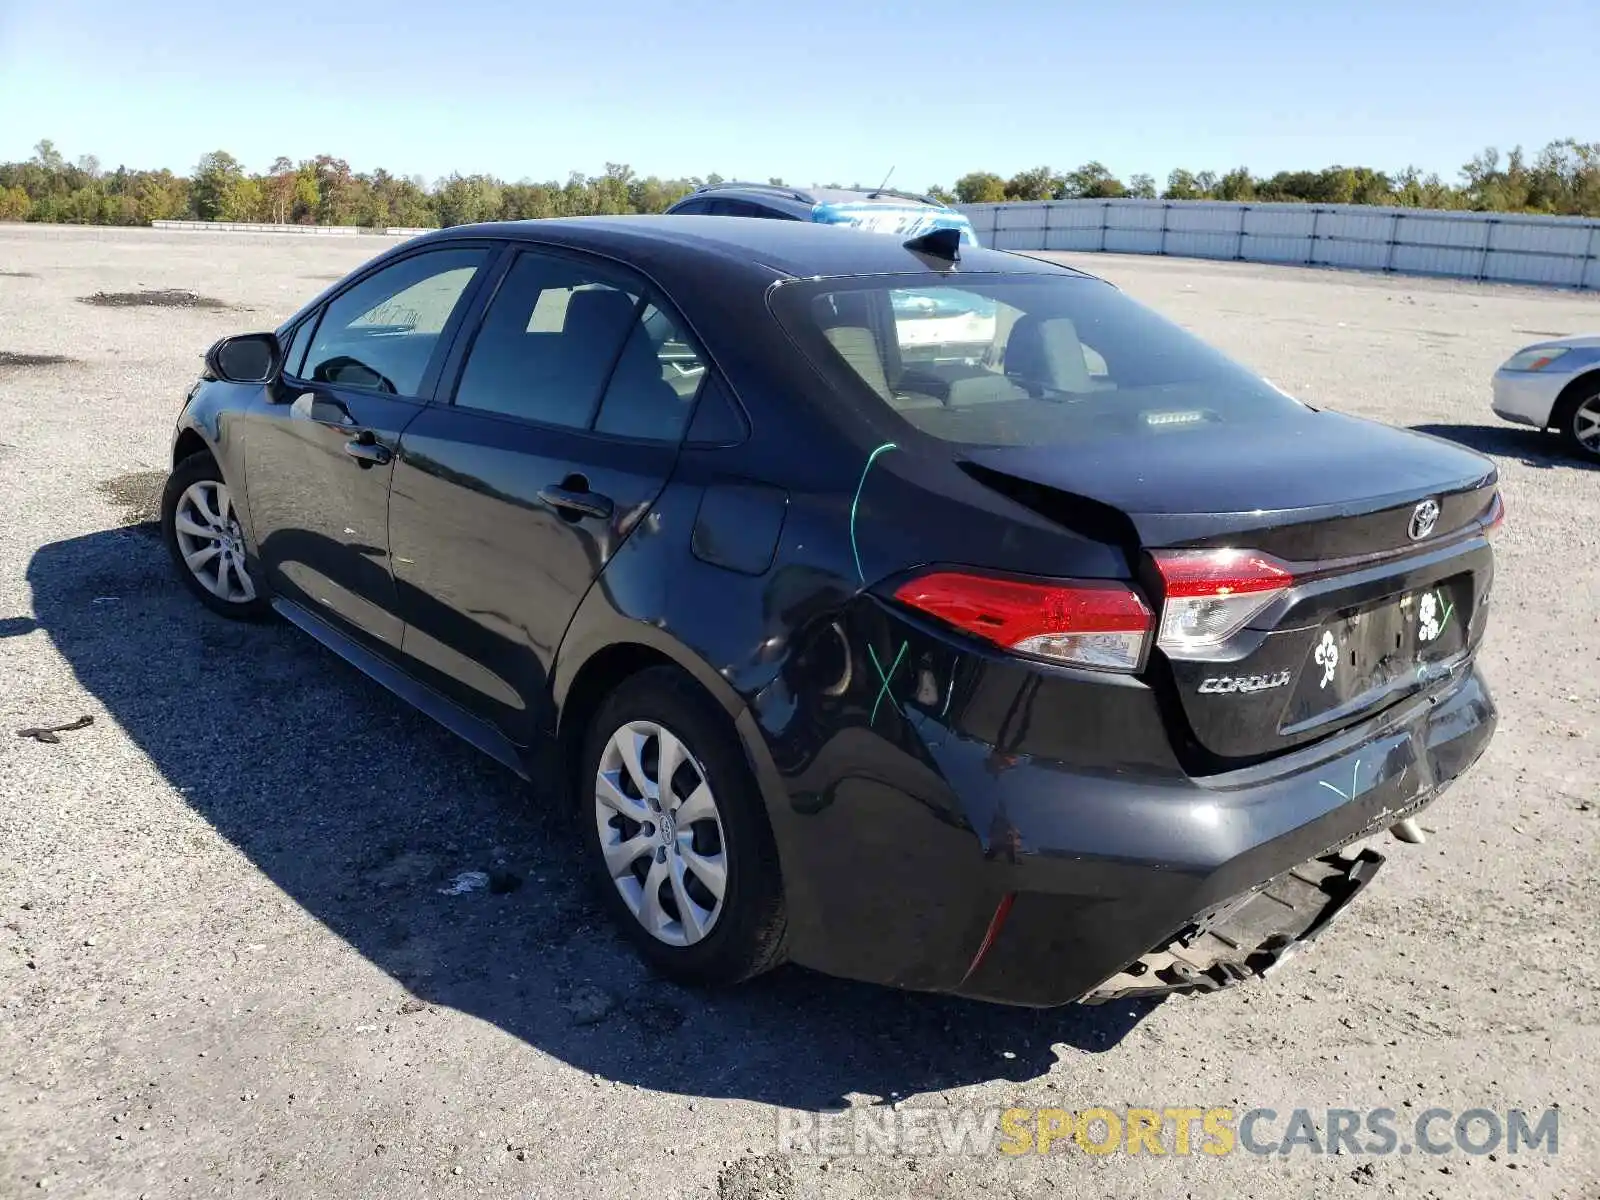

{"left": 549, "top": 411, "right": 1186, "bottom": 994}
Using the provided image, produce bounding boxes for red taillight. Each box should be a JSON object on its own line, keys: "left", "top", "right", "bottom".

{"left": 893, "top": 571, "right": 1152, "bottom": 672}
{"left": 1151, "top": 549, "right": 1295, "bottom": 651}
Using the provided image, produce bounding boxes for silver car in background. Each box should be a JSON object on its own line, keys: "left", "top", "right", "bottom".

{"left": 1491, "top": 335, "right": 1600, "bottom": 461}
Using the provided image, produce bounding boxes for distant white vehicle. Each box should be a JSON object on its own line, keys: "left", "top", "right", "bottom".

{"left": 1491, "top": 335, "right": 1600, "bottom": 461}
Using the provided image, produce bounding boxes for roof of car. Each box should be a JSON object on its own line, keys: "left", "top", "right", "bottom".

{"left": 419, "top": 215, "right": 1095, "bottom": 283}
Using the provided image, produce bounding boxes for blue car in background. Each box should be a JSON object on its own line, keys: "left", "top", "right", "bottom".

{"left": 666, "top": 183, "right": 994, "bottom": 363}
{"left": 664, "top": 181, "right": 981, "bottom": 245}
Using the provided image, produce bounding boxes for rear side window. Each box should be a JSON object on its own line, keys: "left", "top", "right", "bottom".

{"left": 301, "top": 248, "right": 487, "bottom": 396}
{"left": 676, "top": 197, "right": 799, "bottom": 219}
{"left": 770, "top": 273, "right": 1300, "bottom": 447}
{"left": 712, "top": 199, "right": 796, "bottom": 219}
{"left": 594, "top": 303, "right": 707, "bottom": 439}
{"left": 452, "top": 250, "right": 705, "bottom": 441}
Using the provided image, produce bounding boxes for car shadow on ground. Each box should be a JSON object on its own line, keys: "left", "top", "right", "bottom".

{"left": 1410, "top": 422, "right": 1595, "bottom": 469}
{"left": 26, "top": 524, "right": 1157, "bottom": 1111}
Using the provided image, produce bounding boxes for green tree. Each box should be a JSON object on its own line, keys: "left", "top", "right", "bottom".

{"left": 261, "top": 157, "right": 297, "bottom": 223}
{"left": 434, "top": 173, "right": 502, "bottom": 227}
{"left": 33, "top": 139, "right": 65, "bottom": 172}
{"left": 224, "top": 176, "right": 264, "bottom": 221}
{"left": 10, "top": 135, "right": 1600, "bottom": 230}
{"left": 954, "top": 172, "right": 1006, "bottom": 203}
{"left": 592, "top": 163, "right": 635, "bottom": 214}
{"left": 1059, "top": 161, "right": 1125, "bottom": 199}
{"left": 131, "top": 170, "right": 189, "bottom": 222}
{"left": 0, "top": 185, "right": 32, "bottom": 220}
{"left": 1163, "top": 169, "right": 1202, "bottom": 200}
{"left": 191, "top": 150, "right": 245, "bottom": 220}
{"left": 1003, "top": 165, "right": 1056, "bottom": 201}
{"left": 307, "top": 155, "right": 361, "bottom": 225}
{"left": 1217, "top": 167, "right": 1256, "bottom": 201}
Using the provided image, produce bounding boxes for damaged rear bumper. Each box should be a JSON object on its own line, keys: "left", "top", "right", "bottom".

{"left": 946, "top": 667, "right": 1494, "bottom": 1006}
{"left": 761, "top": 639, "right": 1495, "bottom": 1008}
{"left": 1080, "top": 847, "right": 1385, "bottom": 1004}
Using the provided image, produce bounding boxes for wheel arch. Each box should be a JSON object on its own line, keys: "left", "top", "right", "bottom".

{"left": 1549, "top": 367, "right": 1600, "bottom": 429}
{"left": 551, "top": 626, "right": 761, "bottom": 814}
{"left": 172, "top": 426, "right": 211, "bottom": 467}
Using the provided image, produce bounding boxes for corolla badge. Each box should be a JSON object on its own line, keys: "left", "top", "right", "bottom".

{"left": 1313, "top": 631, "right": 1339, "bottom": 689}
{"left": 1409, "top": 498, "right": 1441, "bottom": 541}
{"left": 1198, "top": 670, "right": 1292, "bottom": 695}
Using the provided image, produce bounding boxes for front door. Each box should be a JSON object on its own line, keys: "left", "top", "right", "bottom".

{"left": 387, "top": 246, "right": 708, "bottom": 741}
{"left": 244, "top": 245, "right": 492, "bottom": 650}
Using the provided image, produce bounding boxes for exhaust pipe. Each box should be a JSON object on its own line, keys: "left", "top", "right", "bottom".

{"left": 1389, "top": 817, "right": 1426, "bottom": 845}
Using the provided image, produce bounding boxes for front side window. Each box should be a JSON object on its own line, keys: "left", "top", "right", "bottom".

{"left": 282, "top": 315, "right": 317, "bottom": 378}
{"left": 301, "top": 248, "right": 487, "bottom": 396}
{"left": 771, "top": 272, "right": 1300, "bottom": 447}
{"left": 453, "top": 250, "right": 705, "bottom": 441}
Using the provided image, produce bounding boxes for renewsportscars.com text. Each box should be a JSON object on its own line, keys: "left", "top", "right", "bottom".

{"left": 776, "top": 1106, "right": 1560, "bottom": 1158}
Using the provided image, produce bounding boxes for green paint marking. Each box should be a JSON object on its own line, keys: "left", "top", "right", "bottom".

{"left": 850, "top": 442, "right": 898, "bottom": 585}
{"left": 868, "top": 642, "right": 908, "bottom": 727}
{"left": 1318, "top": 757, "right": 1363, "bottom": 803}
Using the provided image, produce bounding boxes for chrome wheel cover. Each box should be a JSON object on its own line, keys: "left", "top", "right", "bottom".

{"left": 594, "top": 719, "right": 728, "bottom": 947}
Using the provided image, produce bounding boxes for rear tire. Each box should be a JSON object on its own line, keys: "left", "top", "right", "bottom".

{"left": 160, "top": 452, "right": 270, "bottom": 620}
{"left": 1553, "top": 385, "right": 1600, "bottom": 463}
{"left": 580, "top": 666, "right": 786, "bottom": 987}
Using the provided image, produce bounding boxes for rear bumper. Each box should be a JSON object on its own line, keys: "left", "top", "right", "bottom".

{"left": 764, "top": 664, "right": 1496, "bottom": 1007}
{"left": 1076, "top": 846, "right": 1385, "bottom": 1004}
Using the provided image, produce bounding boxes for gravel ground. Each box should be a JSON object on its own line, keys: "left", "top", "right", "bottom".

{"left": 2, "top": 225, "right": 1598, "bottom": 1200}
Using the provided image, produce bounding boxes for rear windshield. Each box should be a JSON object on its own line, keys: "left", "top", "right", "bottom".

{"left": 768, "top": 272, "right": 1303, "bottom": 447}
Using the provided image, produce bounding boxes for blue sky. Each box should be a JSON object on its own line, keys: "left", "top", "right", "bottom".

{"left": 2, "top": 0, "right": 1595, "bottom": 188}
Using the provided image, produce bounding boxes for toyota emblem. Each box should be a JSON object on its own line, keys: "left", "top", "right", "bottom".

{"left": 1408, "top": 498, "right": 1441, "bottom": 541}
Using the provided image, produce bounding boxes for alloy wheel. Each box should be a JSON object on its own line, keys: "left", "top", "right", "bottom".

{"left": 594, "top": 719, "right": 728, "bottom": 947}
{"left": 1573, "top": 394, "right": 1600, "bottom": 455}
{"left": 172, "top": 480, "right": 257, "bottom": 604}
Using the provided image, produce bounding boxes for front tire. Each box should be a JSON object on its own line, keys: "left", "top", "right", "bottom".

{"left": 1553, "top": 385, "right": 1600, "bottom": 463}
{"left": 581, "top": 667, "right": 786, "bottom": 987}
{"left": 160, "top": 452, "right": 270, "bottom": 620}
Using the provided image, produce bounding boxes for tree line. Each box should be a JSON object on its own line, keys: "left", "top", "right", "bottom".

{"left": 3, "top": 138, "right": 1598, "bottom": 228}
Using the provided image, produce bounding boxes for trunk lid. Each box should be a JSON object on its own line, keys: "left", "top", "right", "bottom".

{"left": 959, "top": 410, "right": 1500, "bottom": 766}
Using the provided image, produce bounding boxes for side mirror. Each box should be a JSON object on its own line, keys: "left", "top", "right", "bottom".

{"left": 205, "top": 333, "right": 282, "bottom": 384}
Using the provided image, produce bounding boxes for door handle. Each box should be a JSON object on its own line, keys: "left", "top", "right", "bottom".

{"left": 343, "top": 433, "right": 392, "bottom": 468}
{"left": 537, "top": 485, "right": 614, "bottom": 521}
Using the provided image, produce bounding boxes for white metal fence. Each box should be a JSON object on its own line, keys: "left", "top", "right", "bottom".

{"left": 150, "top": 220, "right": 436, "bottom": 237}
{"left": 958, "top": 200, "right": 1600, "bottom": 290}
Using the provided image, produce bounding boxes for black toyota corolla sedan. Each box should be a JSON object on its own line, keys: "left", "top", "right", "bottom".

{"left": 162, "top": 216, "right": 1500, "bottom": 1007}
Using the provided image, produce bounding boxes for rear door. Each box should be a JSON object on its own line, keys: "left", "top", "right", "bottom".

{"left": 245, "top": 244, "right": 492, "bottom": 650}
{"left": 387, "top": 245, "right": 708, "bottom": 741}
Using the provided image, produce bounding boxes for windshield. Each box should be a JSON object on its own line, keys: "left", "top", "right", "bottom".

{"left": 769, "top": 272, "right": 1303, "bottom": 447}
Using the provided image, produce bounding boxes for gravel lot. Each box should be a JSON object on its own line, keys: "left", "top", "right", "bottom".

{"left": 2, "top": 225, "right": 1597, "bottom": 1200}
